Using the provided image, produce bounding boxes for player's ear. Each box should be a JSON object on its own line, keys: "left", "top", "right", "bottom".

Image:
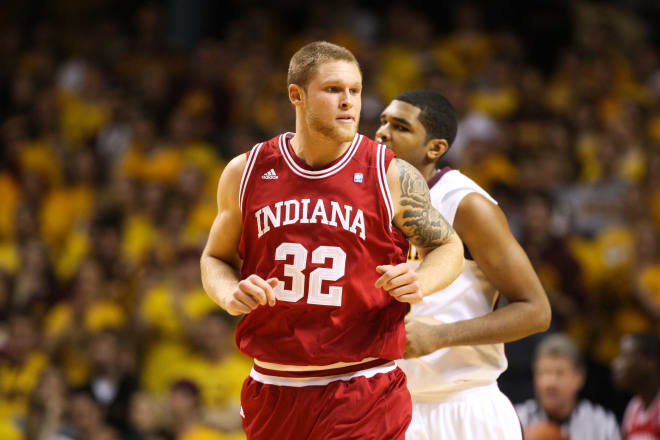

{"left": 425, "top": 138, "right": 449, "bottom": 162}
{"left": 288, "top": 84, "right": 304, "bottom": 106}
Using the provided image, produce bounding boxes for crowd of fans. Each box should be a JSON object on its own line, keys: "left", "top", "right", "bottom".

{"left": 0, "top": 0, "right": 658, "bottom": 439}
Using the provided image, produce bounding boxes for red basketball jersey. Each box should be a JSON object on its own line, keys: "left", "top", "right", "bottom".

{"left": 236, "top": 132, "right": 409, "bottom": 365}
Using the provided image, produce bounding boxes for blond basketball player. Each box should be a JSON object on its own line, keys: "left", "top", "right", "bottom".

{"left": 376, "top": 90, "right": 551, "bottom": 440}
{"left": 201, "top": 46, "right": 465, "bottom": 440}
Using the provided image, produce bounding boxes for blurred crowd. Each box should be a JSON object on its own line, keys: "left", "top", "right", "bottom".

{"left": 0, "top": 0, "right": 659, "bottom": 439}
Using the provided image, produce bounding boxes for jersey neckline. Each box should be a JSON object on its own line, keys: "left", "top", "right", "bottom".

{"left": 427, "top": 166, "right": 454, "bottom": 189}
{"left": 278, "top": 132, "right": 362, "bottom": 180}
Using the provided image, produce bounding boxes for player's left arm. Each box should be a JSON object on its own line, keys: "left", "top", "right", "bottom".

{"left": 404, "top": 193, "right": 551, "bottom": 358}
{"left": 376, "top": 158, "right": 464, "bottom": 304}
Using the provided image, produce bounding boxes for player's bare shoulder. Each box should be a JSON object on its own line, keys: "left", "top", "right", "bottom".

{"left": 216, "top": 153, "right": 249, "bottom": 209}
{"left": 454, "top": 192, "right": 510, "bottom": 239}
{"left": 387, "top": 157, "right": 455, "bottom": 249}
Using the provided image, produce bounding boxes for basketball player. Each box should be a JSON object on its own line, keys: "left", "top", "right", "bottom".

{"left": 613, "top": 332, "right": 660, "bottom": 439}
{"left": 200, "top": 43, "right": 465, "bottom": 440}
{"left": 376, "top": 90, "right": 551, "bottom": 440}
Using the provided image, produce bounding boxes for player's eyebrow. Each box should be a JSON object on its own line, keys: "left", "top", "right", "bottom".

{"left": 381, "top": 114, "right": 412, "bottom": 127}
{"left": 320, "top": 78, "right": 362, "bottom": 88}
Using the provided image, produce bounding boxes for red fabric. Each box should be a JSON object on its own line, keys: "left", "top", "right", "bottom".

{"left": 237, "top": 133, "right": 409, "bottom": 365}
{"left": 241, "top": 367, "right": 412, "bottom": 440}
{"left": 623, "top": 395, "right": 660, "bottom": 439}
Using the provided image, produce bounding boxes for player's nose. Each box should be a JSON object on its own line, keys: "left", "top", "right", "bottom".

{"left": 339, "top": 91, "right": 353, "bottom": 109}
{"left": 375, "top": 125, "right": 389, "bottom": 143}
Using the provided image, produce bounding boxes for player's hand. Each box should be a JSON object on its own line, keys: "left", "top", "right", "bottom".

{"left": 223, "top": 275, "right": 279, "bottom": 316}
{"left": 403, "top": 316, "right": 444, "bottom": 358}
{"left": 375, "top": 263, "right": 422, "bottom": 304}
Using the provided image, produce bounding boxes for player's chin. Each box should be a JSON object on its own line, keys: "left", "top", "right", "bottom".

{"left": 334, "top": 124, "right": 357, "bottom": 141}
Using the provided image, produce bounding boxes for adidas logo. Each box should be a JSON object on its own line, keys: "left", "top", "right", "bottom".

{"left": 261, "top": 169, "right": 278, "bottom": 180}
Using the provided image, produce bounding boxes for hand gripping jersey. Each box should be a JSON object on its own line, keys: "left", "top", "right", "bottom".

{"left": 236, "top": 132, "right": 409, "bottom": 366}
{"left": 398, "top": 168, "right": 508, "bottom": 399}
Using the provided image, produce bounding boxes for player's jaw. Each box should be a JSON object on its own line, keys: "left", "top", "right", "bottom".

{"left": 307, "top": 107, "right": 358, "bottom": 143}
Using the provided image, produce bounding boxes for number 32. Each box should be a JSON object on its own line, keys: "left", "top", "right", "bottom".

{"left": 274, "top": 242, "right": 346, "bottom": 306}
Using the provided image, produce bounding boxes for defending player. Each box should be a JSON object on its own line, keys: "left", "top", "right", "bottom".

{"left": 201, "top": 44, "right": 465, "bottom": 439}
{"left": 376, "top": 90, "right": 551, "bottom": 440}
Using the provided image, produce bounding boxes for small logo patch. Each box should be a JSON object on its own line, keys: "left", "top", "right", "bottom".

{"left": 353, "top": 173, "right": 363, "bottom": 183}
{"left": 262, "top": 169, "right": 278, "bottom": 179}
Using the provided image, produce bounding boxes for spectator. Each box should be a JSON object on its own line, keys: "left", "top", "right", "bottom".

{"left": 0, "top": 312, "right": 49, "bottom": 423}
{"left": 80, "top": 329, "right": 138, "bottom": 435}
{"left": 125, "top": 390, "right": 172, "bottom": 440}
{"left": 612, "top": 333, "right": 660, "bottom": 439}
{"left": 167, "top": 380, "right": 228, "bottom": 440}
{"left": 67, "top": 389, "right": 120, "bottom": 440}
{"left": 165, "top": 311, "right": 249, "bottom": 433}
{"left": 24, "top": 367, "right": 74, "bottom": 440}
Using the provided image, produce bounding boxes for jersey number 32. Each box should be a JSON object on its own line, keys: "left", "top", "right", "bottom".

{"left": 274, "top": 242, "right": 346, "bottom": 307}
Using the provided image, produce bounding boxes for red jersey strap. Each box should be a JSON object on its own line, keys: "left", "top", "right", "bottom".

{"left": 376, "top": 144, "right": 395, "bottom": 230}
{"left": 238, "top": 143, "right": 264, "bottom": 212}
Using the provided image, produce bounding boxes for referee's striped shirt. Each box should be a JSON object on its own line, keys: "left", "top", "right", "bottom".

{"left": 516, "top": 399, "right": 621, "bottom": 440}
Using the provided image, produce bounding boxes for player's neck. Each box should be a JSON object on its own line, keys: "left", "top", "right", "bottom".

{"left": 290, "top": 128, "right": 352, "bottom": 169}
{"left": 420, "top": 163, "right": 438, "bottom": 182}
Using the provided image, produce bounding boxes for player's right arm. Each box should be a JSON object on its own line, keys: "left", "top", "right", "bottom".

{"left": 200, "top": 154, "right": 278, "bottom": 316}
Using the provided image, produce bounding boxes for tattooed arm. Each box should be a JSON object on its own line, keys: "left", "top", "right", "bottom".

{"left": 377, "top": 158, "right": 464, "bottom": 301}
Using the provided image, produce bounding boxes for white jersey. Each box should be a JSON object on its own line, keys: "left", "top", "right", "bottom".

{"left": 398, "top": 169, "right": 508, "bottom": 400}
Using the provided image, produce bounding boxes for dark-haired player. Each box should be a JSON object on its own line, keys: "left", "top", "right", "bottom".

{"left": 377, "top": 90, "right": 551, "bottom": 439}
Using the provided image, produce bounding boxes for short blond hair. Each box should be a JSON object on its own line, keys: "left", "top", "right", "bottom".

{"left": 287, "top": 41, "right": 360, "bottom": 89}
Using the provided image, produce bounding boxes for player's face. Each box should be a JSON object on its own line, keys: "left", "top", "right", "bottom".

{"left": 534, "top": 355, "right": 584, "bottom": 417}
{"left": 376, "top": 100, "right": 428, "bottom": 170}
{"left": 303, "top": 60, "right": 362, "bottom": 143}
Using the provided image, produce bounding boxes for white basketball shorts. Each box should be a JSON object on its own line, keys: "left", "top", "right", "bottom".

{"left": 406, "top": 383, "right": 523, "bottom": 440}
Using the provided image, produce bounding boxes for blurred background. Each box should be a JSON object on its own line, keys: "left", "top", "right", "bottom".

{"left": 0, "top": 0, "right": 659, "bottom": 439}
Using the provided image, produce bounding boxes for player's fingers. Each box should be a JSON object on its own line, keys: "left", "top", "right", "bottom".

{"left": 265, "top": 278, "right": 279, "bottom": 306}
{"left": 234, "top": 288, "right": 260, "bottom": 309}
{"left": 393, "top": 292, "right": 423, "bottom": 304}
{"left": 374, "top": 264, "right": 409, "bottom": 288}
{"left": 375, "top": 265, "right": 399, "bottom": 287}
{"left": 376, "top": 265, "right": 393, "bottom": 275}
{"left": 226, "top": 298, "right": 253, "bottom": 315}
{"left": 381, "top": 271, "right": 418, "bottom": 292}
{"left": 238, "top": 279, "right": 267, "bottom": 307}
{"left": 388, "top": 283, "right": 420, "bottom": 299}
{"left": 244, "top": 275, "right": 272, "bottom": 305}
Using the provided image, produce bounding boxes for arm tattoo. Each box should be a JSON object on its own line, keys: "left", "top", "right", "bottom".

{"left": 395, "top": 159, "right": 455, "bottom": 248}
